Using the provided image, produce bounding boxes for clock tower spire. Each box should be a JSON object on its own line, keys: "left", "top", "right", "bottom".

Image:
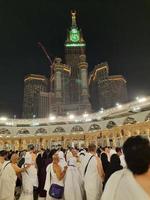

{"left": 71, "top": 10, "right": 77, "bottom": 27}
{"left": 65, "top": 11, "right": 86, "bottom": 64}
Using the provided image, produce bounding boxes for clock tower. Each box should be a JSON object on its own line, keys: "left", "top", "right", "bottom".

{"left": 65, "top": 11, "right": 86, "bottom": 104}
{"left": 65, "top": 11, "right": 86, "bottom": 73}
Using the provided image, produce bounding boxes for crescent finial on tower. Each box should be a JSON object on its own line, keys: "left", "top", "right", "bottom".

{"left": 71, "top": 10, "right": 77, "bottom": 27}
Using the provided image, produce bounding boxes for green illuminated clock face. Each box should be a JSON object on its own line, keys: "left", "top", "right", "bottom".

{"left": 70, "top": 28, "right": 80, "bottom": 42}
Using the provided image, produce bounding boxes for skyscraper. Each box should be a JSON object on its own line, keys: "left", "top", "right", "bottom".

{"left": 65, "top": 11, "right": 86, "bottom": 104}
{"left": 43, "top": 11, "right": 91, "bottom": 116}
{"left": 23, "top": 11, "right": 128, "bottom": 118}
{"left": 23, "top": 74, "right": 48, "bottom": 118}
{"left": 50, "top": 55, "right": 91, "bottom": 115}
{"left": 89, "top": 63, "right": 128, "bottom": 111}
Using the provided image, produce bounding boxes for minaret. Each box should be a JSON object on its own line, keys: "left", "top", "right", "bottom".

{"left": 54, "top": 58, "right": 63, "bottom": 114}
{"left": 79, "top": 55, "right": 88, "bottom": 97}
{"left": 79, "top": 55, "right": 91, "bottom": 111}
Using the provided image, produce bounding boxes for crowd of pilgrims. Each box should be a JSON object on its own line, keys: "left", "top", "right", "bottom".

{"left": 0, "top": 135, "right": 150, "bottom": 200}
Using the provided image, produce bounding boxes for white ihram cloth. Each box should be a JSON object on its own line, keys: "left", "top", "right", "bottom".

{"left": 57, "top": 150, "right": 67, "bottom": 169}
{"left": 101, "top": 169, "right": 150, "bottom": 200}
{"left": 19, "top": 168, "right": 35, "bottom": 200}
{"left": 44, "top": 163, "right": 64, "bottom": 200}
{"left": 66, "top": 150, "right": 73, "bottom": 162}
{"left": 64, "top": 157, "right": 84, "bottom": 200}
{"left": 19, "top": 152, "right": 38, "bottom": 200}
{"left": 120, "top": 154, "right": 126, "bottom": 168}
{"left": 0, "top": 161, "right": 17, "bottom": 200}
{"left": 109, "top": 149, "right": 117, "bottom": 157}
{"left": 24, "top": 152, "right": 38, "bottom": 187}
{"left": 81, "top": 153, "right": 103, "bottom": 200}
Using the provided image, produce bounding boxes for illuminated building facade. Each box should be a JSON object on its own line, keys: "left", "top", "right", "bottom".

{"left": 63, "top": 11, "right": 91, "bottom": 113}
{"left": 50, "top": 55, "right": 90, "bottom": 115}
{"left": 65, "top": 11, "right": 86, "bottom": 104}
{"left": 89, "top": 63, "right": 128, "bottom": 111}
{"left": 38, "top": 91, "right": 49, "bottom": 118}
{"left": 23, "top": 11, "right": 128, "bottom": 117}
{"left": 23, "top": 74, "right": 48, "bottom": 118}
{"left": 48, "top": 11, "right": 91, "bottom": 115}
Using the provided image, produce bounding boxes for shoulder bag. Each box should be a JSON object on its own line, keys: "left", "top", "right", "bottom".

{"left": 49, "top": 164, "right": 64, "bottom": 199}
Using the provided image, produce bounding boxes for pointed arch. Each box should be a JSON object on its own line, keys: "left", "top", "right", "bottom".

{"left": 106, "top": 121, "right": 117, "bottom": 129}
{"left": 0, "top": 128, "right": 11, "bottom": 135}
{"left": 89, "top": 124, "right": 101, "bottom": 132}
{"left": 35, "top": 128, "right": 47, "bottom": 134}
{"left": 53, "top": 127, "right": 65, "bottom": 133}
{"left": 17, "top": 128, "right": 30, "bottom": 135}
{"left": 71, "top": 125, "right": 84, "bottom": 133}
{"left": 123, "top": 117, "right": 137, "bottom": 125}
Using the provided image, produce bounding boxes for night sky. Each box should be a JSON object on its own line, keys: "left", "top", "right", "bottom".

{"left": 0, "top": 0, "right": 150, "bottom": 117}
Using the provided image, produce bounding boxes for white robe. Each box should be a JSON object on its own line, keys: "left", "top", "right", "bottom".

{"left": 19, "top": 169, "right": 34, "bottom": 200}
{"left": 44, "top": 164, "right": 64, "bottom": 200}
{"left": 120, "top": 154, "right": 126, "bottom": 168}
{"left": 19, "top": 152, "right": 38, "bottom": 200}
{"left": 0, "top": 161, "right": 17, "bottom": 200}
{"left": 24, "top": 152, "right": 38, "bottom": 187}
{"left": 57, "top": 150, "right": 67, "bottom": 170}
{"left": 101, "top": 169, "right": 150, "bottom": 200}
{"left": 64, "top": 157, "right": 84, "bottom": 200}
{"left": 81, "top": 153, "right": 103, "bottom": 200}
{"left": 66, "top": 150, "right": 73, "bottom": 162}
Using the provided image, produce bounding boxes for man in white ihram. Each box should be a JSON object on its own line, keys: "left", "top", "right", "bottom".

{"left": 101, "top": 136, "right": 150, "bottom": 200}
{"left": 0, "top": 151, "right": 17, "bottom": 200}
{"left": 81, "top": 143, "right": 104, "bottom": 200}
{"left": 19, "top": 145, "right": 38, "bottom": 200}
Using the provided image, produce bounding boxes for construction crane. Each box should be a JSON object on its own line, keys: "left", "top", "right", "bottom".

{"left": 38, "top": 42, "right": 54, "bottom": 82}
{"left": 38, "top": 42, "right": 55, "bottom": 114}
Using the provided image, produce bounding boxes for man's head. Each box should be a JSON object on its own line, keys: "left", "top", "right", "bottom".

{"left": 0, "top": 150, "right": 7, "bottom": 157}
{"left": 57, "top": 144, "right": 62, "bottom": 151}
{"left": 10, "top": 153, "right": 19, "bottom": 164}
{"left": 104, "top": 146, "right": 110, "bottom": 154}
{"left": 0, "top": 150, "right": 8, "bottom": 161}
{"left": 52, "top": 153, "right": 60, "bottom": 164}
{"left": 116, "top": 147, "right": 122, "bottom": 156}
{"left": 123, "top": 135, "right": 150, "bottom": 175}
{"left": 29, "top": 145, "right": 35, "bottom": 152}
{"left": 88, "top": 143, "right": 96, "bottom": 153}
{"left": 71, "top": 148, "right": 78, "bottom": 157}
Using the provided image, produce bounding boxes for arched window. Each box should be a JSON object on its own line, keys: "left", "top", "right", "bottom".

{"left": 89, "top": 124, "right": 101, "bottom": 132}
{"left": 17, "top": 129, "right": 30, "bottom": 135}
{"left": 0, "top": 128, "right": 11, "bottom": 135}
{"left": 53, "top": 127, "right": 65, "bottom": 133}
{"left": 71, "top": 126, "right": 84, "bottom": 133}
{"left": 145, "top": 113, "right": 150, "bottom": 121}
{"left": 35, "top": 128, "right": 47, "bottom": 134}
{"left": 106, "top": 121, "right": 116, "bottom": 129}
{"left": 123, "top": 117, "right": 137, "bottom": 125}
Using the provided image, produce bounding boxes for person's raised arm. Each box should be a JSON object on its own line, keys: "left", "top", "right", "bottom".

{"left": 53, "top": 164, "right": 67, "bottom": 181}
{"left": 12, "top": 163, "right": 31, "bottom": 174}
